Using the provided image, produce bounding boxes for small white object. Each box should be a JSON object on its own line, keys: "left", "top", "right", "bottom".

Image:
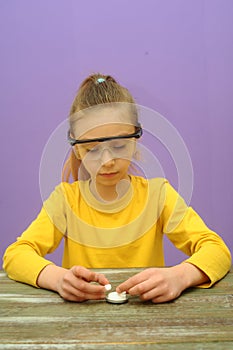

{"left": 106, "top": 291, "right": 128, "bottom": 304}
{"left": 104, "top": 284, "right": 112, "bottom": 291}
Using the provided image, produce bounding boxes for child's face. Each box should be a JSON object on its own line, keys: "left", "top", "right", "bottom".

{"left": 75, "top": 123, "right": 136, "bottom": 187}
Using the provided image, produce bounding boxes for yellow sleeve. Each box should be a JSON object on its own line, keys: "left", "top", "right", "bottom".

{"left": 2, "top": 185, "right": 66, "bottom": 287}
{"left": 161, "top": 181, "right": 232, "bottom": 287}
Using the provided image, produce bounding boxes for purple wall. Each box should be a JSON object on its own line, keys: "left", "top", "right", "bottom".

{"left": 1, "top": 0, "right": 232, "bottom": 266}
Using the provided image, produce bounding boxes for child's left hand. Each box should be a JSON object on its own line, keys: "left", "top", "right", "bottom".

{"left": 116, "top": 264, "right": 208, "bottom": 303}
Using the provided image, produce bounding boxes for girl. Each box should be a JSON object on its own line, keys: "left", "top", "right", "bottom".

{"left": 3, "top": 74, "right": 231, "bottom": 303}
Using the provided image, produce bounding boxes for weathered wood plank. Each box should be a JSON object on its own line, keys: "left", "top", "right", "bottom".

{"left": 0, "top": 343, "right": 233, "bottom": 350}
{"left": 0, "top": 269, "right": 233, "bottom": 348}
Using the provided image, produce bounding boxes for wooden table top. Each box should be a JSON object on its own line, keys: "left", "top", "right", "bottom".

{"left": 0, "top": 268, "right": 233, "bottom": 349}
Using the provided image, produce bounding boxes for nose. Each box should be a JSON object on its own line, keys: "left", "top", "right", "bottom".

{"left": 100, "top": 148, "right": 115, "bottom": 166}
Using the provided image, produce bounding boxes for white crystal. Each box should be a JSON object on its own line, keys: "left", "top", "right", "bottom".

{"left": 107, "top": 291, "right": 127, "bottom": 301}
{"left": 104, "top": 284, "right": 112, "bottom": 291}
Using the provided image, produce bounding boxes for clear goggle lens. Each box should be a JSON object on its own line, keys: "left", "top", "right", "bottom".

{"left": 77, "top": 138, "right": 135, "bottom": 161}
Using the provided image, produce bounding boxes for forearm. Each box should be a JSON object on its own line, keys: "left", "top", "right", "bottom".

{"left": 37, "top": 264, "right": 67, "bottom": 292}
{"left": 172, "top": 262, "right": 210, "bottom": 290}
{"left": 3, "top": 207, "right": 64, "bottom": 287}
{"left": 3, "top": 244, "right": 56, "bottom": 287}
{"left": 184, "top": 242, "right": 231, "bottom": 287}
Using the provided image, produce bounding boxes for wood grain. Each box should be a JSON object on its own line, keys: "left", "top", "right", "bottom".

{"left": 0, "top": 268, "right": 232, "bottom": 349}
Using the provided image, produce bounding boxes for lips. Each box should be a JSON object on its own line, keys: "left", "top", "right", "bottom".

{"left": 99, "top": 172, "right": 118, "bottom": 177}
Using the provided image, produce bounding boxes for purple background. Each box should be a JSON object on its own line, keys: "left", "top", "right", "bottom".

{"left": 1, "top": 0, "right": 232, "bottom": 267}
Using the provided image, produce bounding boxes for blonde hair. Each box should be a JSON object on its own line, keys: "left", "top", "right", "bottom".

{"left": 62, "top": 73, "right": 138, "bottom": 182}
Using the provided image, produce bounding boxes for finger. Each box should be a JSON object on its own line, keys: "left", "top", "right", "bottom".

{"left": 62, "top": 289, "right": 105, "bottom": 302}
{"left": 141, "top": 286, "right": 181, "bottom": 303}
{"left": 151, "top": 294, "right": 170, "bottom": 304}
{"left": 69, "top": 276, "right": 106, "bottom": 295}
{"left": 71, "top": 266, "right": 97, "bottom": 282}
{"left": 116, "top": 273, "right": 148, "bottom": 293}
{"left": 139, "top": 287, "right": 162, "bottom": 301}
{"left": 137, "top": 279, "right": 173, "bottom": 301}
{"left": 126, "top": 279, "right": 154, "bottom": 296}
{"left": 82, "top": 281, "right": 106, "bottom": 294}
{"left": 71, "top": 266, "right": 109, "bottom": 287}
{"left": 61, "top": 283, "right": 106, "bottom": 302}
{"left": 95, "top": 273, "right": 110, "bottom": 286}
{"left": 61, "top": 284, "right": 86, "bottom": 302}
{"left": 69, "top": 267, "right": 110, "bottom": 296}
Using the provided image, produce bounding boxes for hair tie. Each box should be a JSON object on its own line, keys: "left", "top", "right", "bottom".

{"left": 96, "top": 78, "right": 105, "bottom": 84}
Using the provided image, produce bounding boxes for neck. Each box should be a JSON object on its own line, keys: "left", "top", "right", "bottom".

{"left": 90, "top": 177, "right": 131, "bottom": 203}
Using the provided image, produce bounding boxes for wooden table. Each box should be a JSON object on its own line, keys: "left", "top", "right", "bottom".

{"left": 0, "top": 268, "right": 233, "bottom": 349}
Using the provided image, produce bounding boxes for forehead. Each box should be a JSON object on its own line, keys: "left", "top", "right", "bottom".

{"left": 80, "top": 123, "right": 135, "bottom": 140}
{"left": 71, "top": 104, "right": 137, "bottom": 139}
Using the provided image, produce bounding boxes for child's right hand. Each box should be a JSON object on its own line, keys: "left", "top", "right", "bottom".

{"left": 37, "top": 264, "right": 110, "bottom": 302}
{"left": 56, "top": 265, "right": 110, "bottom": 302}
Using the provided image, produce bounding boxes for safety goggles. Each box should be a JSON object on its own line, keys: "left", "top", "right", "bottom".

{"left": 68, "top": 127, "right": 142, "bottom": 161}
{"left": 67, "top": 126, "right": 142, "bottom": 146}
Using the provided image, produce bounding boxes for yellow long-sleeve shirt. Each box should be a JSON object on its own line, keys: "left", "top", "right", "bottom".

{"left": 3, "top": 176, "right": 231, "bottom": 287}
